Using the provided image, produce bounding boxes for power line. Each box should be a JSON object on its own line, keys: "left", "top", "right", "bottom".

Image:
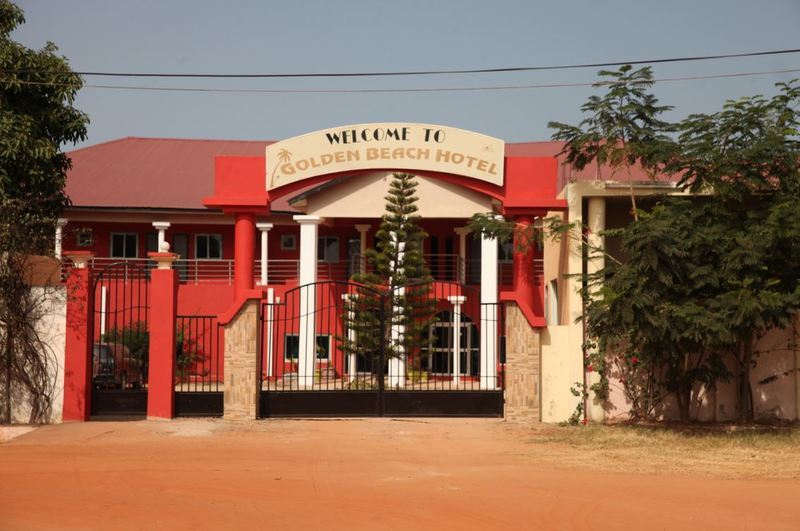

{"left": 5, "top": 48, "right": 800, "bottom": 79}
{"left": 12, "top": 67, "right": 800, "bottom": 94}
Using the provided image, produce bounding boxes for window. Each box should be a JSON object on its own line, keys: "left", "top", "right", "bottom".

{"left": 546, "top": 280, "right": 560, "bottom": 326}
{"left": 280, "top": 234, "right": 296, "bottom": 250}
{"left": 146, "top": 232, "right": 158, "bottom": 254}
{"left": 195, "top": 234, "right": 222, "bottom": 259}
{"left": 317, "top": 236, "right": 339, "bottom": 263}
{"left": 499, "top": 240, "right": 514, "bottom": 262}
{"left": 110, "top": 233, "right": 138, "bottom": 258}
{"left": 76, "top": 228, "right": 93, "bottom": 247}
{"left": 284, "top": 334, "right": 331, "bottom": 361}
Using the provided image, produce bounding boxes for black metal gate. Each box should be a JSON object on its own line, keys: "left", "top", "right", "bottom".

{"left": 258, "top": 280, "right": 504, "bottom": 417}
{"left": 90, "top": 262, "right": 150, "bottom": 416}
{"left": 174, "top": 315, "right": 224, "bottom": 417}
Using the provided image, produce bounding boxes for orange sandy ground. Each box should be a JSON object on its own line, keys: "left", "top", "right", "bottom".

{"left": 0, "top": 418, "right": 798, "bottom": 530}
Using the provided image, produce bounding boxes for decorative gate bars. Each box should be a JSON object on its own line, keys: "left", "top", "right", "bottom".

{"left": 174, "top": 315, "right": 224, "bottom": 417}
{"left": 258, "top": 280, "right": 505, "bottom": 417}
{"left": 90, "top": 262, "right": 150, "bottom": 416}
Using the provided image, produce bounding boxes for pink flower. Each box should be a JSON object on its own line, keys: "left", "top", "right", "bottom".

{"left": 630, "top": 356, "right": 639, "bottom": 365}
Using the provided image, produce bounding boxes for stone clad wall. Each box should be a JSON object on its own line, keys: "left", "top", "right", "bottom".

{"left": 504, "top": 302, "right": 541, "bottom": 423}
{"left": 223, "top": 300, "right": 260, "bottom": 420}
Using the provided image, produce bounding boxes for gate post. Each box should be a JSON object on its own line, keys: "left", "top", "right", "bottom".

{"left": 147, "top": 252, "right": 178, "bottom": 419}
{"left": 62, "top": 251, "right": 94, "bottom": 421}
{"left": 503, "top": 301, "right": 541, "bottom": 423}
{"left": 221, "top": 297, "right": 261, "bottom": 420}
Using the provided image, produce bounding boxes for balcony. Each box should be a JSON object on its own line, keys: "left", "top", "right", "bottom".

{"left": 61, "top": 254, "right": 540, "bottom": 286}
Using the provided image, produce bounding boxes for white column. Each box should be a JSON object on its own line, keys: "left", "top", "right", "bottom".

{"left": 448, "top": 295, "right": 466, "bottom": 386}
{"left": 388, "top": 236, "right": 406, "bottom": 388}
{"left": 343, "top": 293, "right": 358, "bottom": 382}
{"left": 454, "top": 227, "right": 470, "bottom": 284}
{"left": 152, "top": 221, "right": 171, "bottom": 251}
{"left": 480, "top": 224, "right": 499, "bottom": 390}
{"left": 266, "top": 288, "right": 275, "bottom": 378}
{"left": 256, "top": 223, "right": 273, "bottom": 285}
{"left": 586, "top": 197, "right": 606, "bottom": 422}
{"left": 355, "top": 224, "right": 370, "bottom": 275}
{"left": 294, "top": 215, "right": 323, "bottom": 388}
{"left": 54, "top": 218, "right": 68, "bottom": 259}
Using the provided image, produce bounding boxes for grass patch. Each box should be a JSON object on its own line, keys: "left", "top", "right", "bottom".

{"left": 522, "top": 423, "right": 800, "bottom": 479}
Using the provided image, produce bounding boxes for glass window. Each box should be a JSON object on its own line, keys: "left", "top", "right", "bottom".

{"left": 195, "top": 234, "right": 222, "bottom": 259}
{"left": 284, "top": 335, "right": 330, "bottom": 360}
{"left": 77, "top": 228, "right": 93, "bottom": 247}
{"left": 146, "top": 233, "right": 158, "bottom": 253}
{"left": 317, "top": 236, "right": 339, "bottom": 263}
{"left": 280, "top": 234, "right": 296, "bottom": 250}
{"left": 111, "top": 233, "right": 138, "bottom": 258}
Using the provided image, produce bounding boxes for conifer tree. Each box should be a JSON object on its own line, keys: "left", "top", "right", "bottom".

{"left": 341, "top": 173, "right": 436, "bottom": 381}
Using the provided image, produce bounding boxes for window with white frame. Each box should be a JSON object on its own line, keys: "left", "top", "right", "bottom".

{"left": 317, "top": 236, "right": 339, "bottom": 263}
{"left": 110, "top": 233, "right": 138, "bottom": 258}
{"left": 284, "top": 334, "right": 331, "bottom": 360}
{"left": 195, "top": 234, "right": 222, "bottom": 259}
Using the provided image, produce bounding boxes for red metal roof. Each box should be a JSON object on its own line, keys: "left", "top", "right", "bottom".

{"left": 65, "top": 137, "right": 289, "bottom": 210}
{"left": 65, "top": 137, "right": 674, "bottom": 212}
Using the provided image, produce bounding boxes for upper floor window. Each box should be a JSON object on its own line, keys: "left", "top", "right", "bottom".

{"left": 195, "top": 234, "right": 222, "bottom": 260}
{"left": 76, "top": 228, "right": 93, "bottom": 247}
{"left": 110, "top": 233, "right": 138, "bottom": 258}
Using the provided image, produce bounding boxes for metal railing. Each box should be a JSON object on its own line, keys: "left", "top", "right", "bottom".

{"left": 63, "top": 254, "right": 543, "bottom": 286}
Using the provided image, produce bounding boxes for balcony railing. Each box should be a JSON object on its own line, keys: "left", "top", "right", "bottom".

{"left": 61, "top": 254, "right": 543, "bottom": 286}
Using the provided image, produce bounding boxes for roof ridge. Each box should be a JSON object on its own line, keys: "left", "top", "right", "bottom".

{"left": 67, "top": 136, "right": 276, "bottom": 153}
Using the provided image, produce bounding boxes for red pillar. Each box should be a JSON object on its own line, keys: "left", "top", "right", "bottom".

{"left": 62, "top": 252, "right": 94, "bottom": 421}
{"left": 513, "top": 215, "right": 537, "bottom": 301}
{"left": 147, "top": 253, "right": 178, "bottom": 419}
{"left": 234, "top": 212, "right": 256, "bottom": 296}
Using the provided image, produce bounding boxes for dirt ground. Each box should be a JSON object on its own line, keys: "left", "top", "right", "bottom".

{"left": 1, "top": 419, "right": 798, "bottom": 530}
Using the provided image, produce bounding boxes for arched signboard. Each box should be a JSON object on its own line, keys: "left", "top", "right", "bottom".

{"left": 266, "top": 123, "right": 505, "bottom": 191}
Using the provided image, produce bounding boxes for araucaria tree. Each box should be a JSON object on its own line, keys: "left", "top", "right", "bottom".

{"left": 0, "top": 1, "right": 88, "bottom": 423}
{"left": 343, "top": 173, "right": 436, "bottom": 381}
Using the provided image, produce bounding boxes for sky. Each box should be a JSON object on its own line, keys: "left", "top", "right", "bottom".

{"left": 11, "top": 0, "right": 800, "bottom": 149}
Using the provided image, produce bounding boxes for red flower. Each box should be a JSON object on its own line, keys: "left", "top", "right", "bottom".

{"left": 586, "top": 364, "right": 594, "bottom": 373}
{"left": 630, "top": 356, "right": 639, "bottom": 365}
{"left": 581, "top": 418, "right": 588, "bottom": 425}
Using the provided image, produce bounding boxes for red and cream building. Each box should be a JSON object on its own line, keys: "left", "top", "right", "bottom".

{"left": 57, "top": 123, "right": 800, "bottom": 423}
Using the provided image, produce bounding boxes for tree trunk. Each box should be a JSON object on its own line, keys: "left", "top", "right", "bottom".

{"left": 3, "top": 325, "right": 12, "bottom": 424}
{"left": 737, "top": 338, "right": 754, "bottom": 424}
{"left": 677, "top": 382, "right": 691, "bottom": 423}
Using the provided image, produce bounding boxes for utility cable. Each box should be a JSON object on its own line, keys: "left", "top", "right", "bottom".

{"left": 10, "top": 67, "right": 800, "bottom": 94}
{"left": 4, "top": 47, "right": 800, "bottom": 79}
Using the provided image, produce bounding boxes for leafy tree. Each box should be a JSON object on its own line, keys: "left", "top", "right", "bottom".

{"left": 585, "top": 198, "right": 732, "bottom": 421}
{"left": 0, "top": 1, "right": 88, "bottom": 423}
{"left": 664, "top": 82, "right": 800, "bottom": 423}
{"left": 343, "top": 173, "right": 436, "bottom": 382}
{"left": 587, "top": 81, "right": 800, "bottom": 423}
{"left": 548, "top": 64, "right": 674, "bottom": 219}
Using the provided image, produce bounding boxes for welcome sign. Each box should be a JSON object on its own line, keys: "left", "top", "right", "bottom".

{"left": 266, "top": 123, "right": 505, "bottom": 190}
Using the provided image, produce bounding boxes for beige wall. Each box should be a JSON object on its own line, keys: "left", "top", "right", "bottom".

{"left": 541, "top": 325, "right": 577, "bottom": 422}
{"left": 6, "top": 286, "right": 66, "bottom": 424}
{"left": 304, "top": 172, "right": 493, "bottom": 219}
{"left": 604, "top": 325, "right": 798, "bottom": 422}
